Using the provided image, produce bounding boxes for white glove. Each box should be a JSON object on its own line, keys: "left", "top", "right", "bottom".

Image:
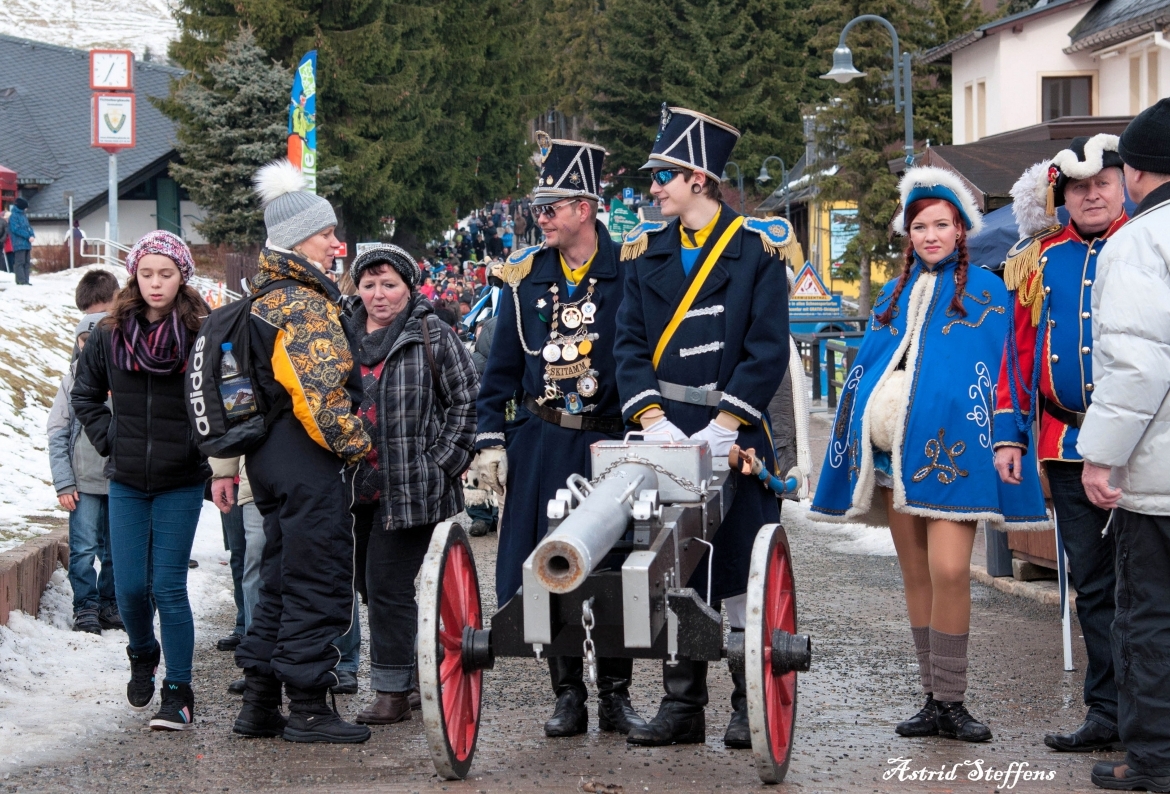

{"left": 642, "top": 416, "right": 689, "bottom": 442}
{"left": 468, "top": 447, "right": 507, "bottom": 494}
{"left": 690, "top": 420, "right": 739, "bottom": 458}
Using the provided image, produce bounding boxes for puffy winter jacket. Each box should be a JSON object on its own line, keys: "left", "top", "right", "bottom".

{"left": 71, "top": 321, "right": 210, "bottom": 494}
{"left": 47, "top": 363, "right": 109, "bottom": 495}
{"left": 1077, "top": 182, "right": 1170, "bottom": 515}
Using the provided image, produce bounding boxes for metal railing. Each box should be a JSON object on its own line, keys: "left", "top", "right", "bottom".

{"left": 80, "top": 237, "right": 132, "bottom": 267}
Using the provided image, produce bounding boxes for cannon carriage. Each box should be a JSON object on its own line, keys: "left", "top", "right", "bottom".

{"left": 416, "top": 437, "right": 812, "bottom": 785}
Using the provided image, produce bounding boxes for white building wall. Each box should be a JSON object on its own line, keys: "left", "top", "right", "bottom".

{"left": 1093, "top": 34, "right": 1170, "bottom": 115}
{"left": 180, "top": 200, "right": 208, "bottom": 245}
{"left": 30, "top": 200, "right": 210, "bottom": 250}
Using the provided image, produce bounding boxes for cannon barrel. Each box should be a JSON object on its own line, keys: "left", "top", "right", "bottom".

{"left": 531, "top": 463, "right": 658, "bottom": 594}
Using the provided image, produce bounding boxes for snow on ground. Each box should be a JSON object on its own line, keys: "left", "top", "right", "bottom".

{"left": 0, "top": 501, "right": 234, "bottom": 773}
{"left": 786, "top": 501, "right": 897, "bottom": 557}
{"left": 0, "top": 0, "right": 179, "bottom": 60}
{"left": 0, "top": 267, "right": 126, "bottom": 553}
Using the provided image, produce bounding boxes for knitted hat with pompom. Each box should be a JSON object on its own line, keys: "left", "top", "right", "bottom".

{"left": 253, "top": 159, "right": 337, "bottom": 249}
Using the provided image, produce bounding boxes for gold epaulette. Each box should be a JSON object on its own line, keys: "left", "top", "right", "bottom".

{"left": 1004, "top": 225, "right": 1062, "bottom": 327}
{"left": 497, "top": 244, "right": 542, "bottom": 286}
{"left": 620, "top": 221, "right": 669, "bottom": 261}
{"left": 743, "top": 216, "right": 804, "bottom": 265}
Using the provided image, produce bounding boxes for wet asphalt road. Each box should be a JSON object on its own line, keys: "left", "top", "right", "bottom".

{"left": 4, "top": 415, "right": 1121, "bottom": 793}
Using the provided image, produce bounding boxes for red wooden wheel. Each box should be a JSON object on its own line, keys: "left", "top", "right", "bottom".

{"left": 745, "top": 524, "right": 799, "bottom": 784}
{"left": 418, "top": 522, "right": 483, "bottom": 780}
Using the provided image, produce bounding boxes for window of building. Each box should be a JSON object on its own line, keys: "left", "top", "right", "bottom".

{"left": 1041, "top": 76, "right": 1092, "bottom": 121}
{"left": 976, "top": 81, "right": 987, "bottom": 139}
{"left": 1149, "top": 50, "right": 1160, "bottom": 108}
{"left": 1131, "top": 57, "right": 1142, "bottom": 114}
{"left": 964, "top": 83, "right": 974, "bottom": 142}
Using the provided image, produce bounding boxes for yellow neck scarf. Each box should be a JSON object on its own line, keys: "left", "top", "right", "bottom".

{"left": 680, "top": 207, "right": 721, "bottom": 249}
{"left": 560, "top": 244, "right": 597, "bottom": 287}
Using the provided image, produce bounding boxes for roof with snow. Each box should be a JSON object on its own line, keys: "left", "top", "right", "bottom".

{"left": 0, "top": 34, "right": 184, "bottom": 221}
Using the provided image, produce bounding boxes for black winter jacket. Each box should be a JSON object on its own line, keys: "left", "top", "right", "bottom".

{"left": 71, "top": 322, "right": 210, "bottom": 494}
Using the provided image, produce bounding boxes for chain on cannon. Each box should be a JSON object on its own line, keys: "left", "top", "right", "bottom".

{"left": 581, "top": 597, "right": 597, "bottom": 685}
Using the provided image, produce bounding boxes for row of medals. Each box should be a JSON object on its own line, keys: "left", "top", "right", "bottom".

{"left": 540, "top": 281, "right": 600, "bottom": 409}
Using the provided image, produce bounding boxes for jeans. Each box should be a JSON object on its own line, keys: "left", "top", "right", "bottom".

{"left": 12, "top": 249, "right": 30, "bottom": 284}
{"left": 354, "top": 504, "right": 431, "bottom": 692}
{"left": 220, "top": 488, "right": 246, "bottom": 636}
{"left": 335, "top": 600, "right": 361, "bottom": 674}
{"left": 68, "top": 493, "right": 114, "bottom": 613}
{"left": 1112, "top": 508, "right": 1170, "bottom": 775}
{"left": 107, "top": 481, "right": 203, "bottom": 684}
{"left": 241, "top": 502, "right": 265, "bottom": 631}
{"left": 1047, "top": 461, "right": 1118, "bottom": 727}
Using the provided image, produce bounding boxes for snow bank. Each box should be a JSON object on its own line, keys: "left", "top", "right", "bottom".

{"left": 0, "top": 501, "right": 233, "bottom": 772}
{"left": 0, "top": 0, "right": 179, "bottom": 59}
{"left": 0, "top": 268, "right": 126, "bottom": 553}
{"left": 785, "top": 502, "right": 897, "bottom": 557}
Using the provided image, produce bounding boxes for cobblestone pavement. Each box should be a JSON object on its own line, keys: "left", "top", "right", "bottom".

{"left": 3, "top": 415, "right": 1121, "bottom": 793}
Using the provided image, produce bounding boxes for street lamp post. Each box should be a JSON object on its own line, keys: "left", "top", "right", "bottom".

{"left": 722, "top": 161, "right": 745, "bottom": 213}
{"left": 820, "top": 14, "right": 915, "bottom": 166}
{"left": 757, "top": 156, "right": 790, "bottom": 219}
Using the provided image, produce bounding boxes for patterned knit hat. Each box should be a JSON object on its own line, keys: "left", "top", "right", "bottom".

{"left": 253, "top": 159, "right": 338, "bottom": 249}
{"left": 349, "top": 244, "right": 422, "bottom": 290}
{"left": 125, "top": 230, "right": 196, "bottom": 283}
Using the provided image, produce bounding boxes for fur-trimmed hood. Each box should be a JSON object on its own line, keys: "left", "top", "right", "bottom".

{"left": 894, "top": 166, "right": 984, "bottom": 237}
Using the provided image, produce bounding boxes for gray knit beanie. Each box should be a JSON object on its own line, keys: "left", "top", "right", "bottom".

{"left": 253, "top": 159, "right": 337, "bottom": 249}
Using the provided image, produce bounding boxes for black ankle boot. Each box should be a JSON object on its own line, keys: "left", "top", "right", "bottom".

{"left": 233, "top": 673, "right": 287, "bottom": 738}
{"left": 597, "top": 658, "right": 645, "bottom": 734}
{"left": 544, "top": 657, "right": 588, "bottom": 737}
{"left": 895, "top": 693, "right": 939, "bottom": 737}
{"left": 627, "top": 659, "right": 707, "bottom": 747}
{"left": 283, "top": 686, "right": 370, "bottom": 744}
{"left": 936, "top": 700, "right": 991, "bottom": 743}
{"left": 723, "top": 670, "right": 751, "bottom": 748}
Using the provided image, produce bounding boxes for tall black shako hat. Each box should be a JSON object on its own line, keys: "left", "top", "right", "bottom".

{"left": 641, "top": 104, "right": 741, "bottom": 180}
{"left": 531, "top": 131, "right": 606, "bottom": 207}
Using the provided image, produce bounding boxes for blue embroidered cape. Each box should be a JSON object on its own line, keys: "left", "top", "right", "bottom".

{"left": 811, "top": 253, "right": 1049, "bottom": 529}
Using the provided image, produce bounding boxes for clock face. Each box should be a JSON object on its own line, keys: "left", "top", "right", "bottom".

{"left": 90, "top": 51, "right": 132, "bottom": 90}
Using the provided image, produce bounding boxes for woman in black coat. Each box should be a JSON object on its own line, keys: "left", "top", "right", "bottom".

{"left": 342, "top": 245, "right": 478, "bottom": 726}
{"left": 71, "top": 231, "right": 210, "bottom": 731}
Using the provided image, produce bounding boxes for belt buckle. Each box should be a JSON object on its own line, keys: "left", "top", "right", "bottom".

{"left": 684, "top": 386, "right": 707, "bottom": 405}
{"left": 560, "top": 412, "right": 583, "bottom": 430}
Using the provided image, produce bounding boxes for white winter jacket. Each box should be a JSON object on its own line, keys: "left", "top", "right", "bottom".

{"left": 1077, "top": 186, "right": 1170, "bottom": 515}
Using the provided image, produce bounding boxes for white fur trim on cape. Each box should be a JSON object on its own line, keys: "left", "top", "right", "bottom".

{"left": 1050, "top": 134, "right": 1120, "bottom": 180}
{"left": 894, "top": 166, "right": 984, "bottom": 238}
{"left": 1010, "top": 161, "right": 1057, "bottom": 238}
{"left": 254, "top": 159, "right": 308, "bottom": 206}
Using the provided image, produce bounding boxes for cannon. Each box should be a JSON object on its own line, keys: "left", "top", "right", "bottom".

{"left": 416, "top": 437, "right": 812, "bottom": 784}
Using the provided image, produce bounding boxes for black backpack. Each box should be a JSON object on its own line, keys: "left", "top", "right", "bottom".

{"left": 186, "top": 280, "right": 289, "bottom": 458}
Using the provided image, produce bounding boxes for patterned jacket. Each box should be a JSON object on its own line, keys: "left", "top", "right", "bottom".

{"left": 994, "top": 214, "right": 1127, "bottom": 461}
{"left": 250, "top": 248, "right": 371, "bottom": 465}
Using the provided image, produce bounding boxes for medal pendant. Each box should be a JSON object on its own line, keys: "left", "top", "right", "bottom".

{"left": 577, "top": 338, "right": 592, "bottom": 355}
{"left": 561, "top": 342, "right": 579, "bottom": 361}
{"left": 561, "top": 306, "right": 583, "bottom": 329}
{"left": 581, "top": 301, "right": 597, "bottom": 323}
{"left": 564, "top": 393, "right": 584, "bottom": 414}
{"left": 542, "top": 343, "right": 561, "bottom": 362}
{"left": 577, "top": 374, "right": 598, "bottom": 397}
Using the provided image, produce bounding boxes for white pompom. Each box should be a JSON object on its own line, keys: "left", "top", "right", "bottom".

{"left": 253, "top": 159, "right": 307, "bottom": 205}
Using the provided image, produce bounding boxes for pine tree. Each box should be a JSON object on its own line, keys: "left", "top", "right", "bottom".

{"left": 157, "top": 28, "right": 290, "bottom": 244}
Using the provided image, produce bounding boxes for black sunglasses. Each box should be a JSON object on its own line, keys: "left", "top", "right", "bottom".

{"left": 533, "top": 200, "right": 575, "bottom": 219}
{"left": 650, "top": 169, "right": 682, "bottom": 187}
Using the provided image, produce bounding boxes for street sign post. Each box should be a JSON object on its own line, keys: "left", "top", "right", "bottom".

{"left": 90, "top": 50, "right": 135, "bottom": 247}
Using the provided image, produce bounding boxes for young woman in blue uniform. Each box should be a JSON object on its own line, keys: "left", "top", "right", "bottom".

{"left": 614, "top": 106, "right": 800, "bottom": 748}
{"left": 472, "top": 136, "right": 645, "bottom": 738}
{"left": 810, "top": 167, "right": 1049, "bottom": 743}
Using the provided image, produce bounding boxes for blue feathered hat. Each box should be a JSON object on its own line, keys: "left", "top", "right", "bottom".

{"left": 894, "top": 166, "right": 984, "bottom": 237}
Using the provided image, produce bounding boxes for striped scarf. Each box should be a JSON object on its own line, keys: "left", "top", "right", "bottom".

{"left": 110, "top": 312, "right": 191, "bottom": 375}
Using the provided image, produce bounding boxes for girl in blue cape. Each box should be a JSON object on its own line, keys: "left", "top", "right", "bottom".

{"left": 811, "top": 167, "right": 1049, "bottom": 745}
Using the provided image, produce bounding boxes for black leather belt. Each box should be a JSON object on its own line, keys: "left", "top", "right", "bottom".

{"left": 523, "top": 395, "right": 625, "bottom": 433}
{"left": 1042, "top": 397, "right": 1085, "bottom": 429}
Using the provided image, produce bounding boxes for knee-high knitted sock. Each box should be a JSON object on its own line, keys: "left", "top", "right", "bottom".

{"left": 911, "top": 625, "right": 932, "bottom": 694}
{"left": 929, "top": 628, "right": 969, "bottom": 703}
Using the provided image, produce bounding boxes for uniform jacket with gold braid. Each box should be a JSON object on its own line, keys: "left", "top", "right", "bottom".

{"left": 993, "top": 213, "right": 1127, "bottom": 461}
{"left": 613, "top": 203, "right": 795, "bottom": 600}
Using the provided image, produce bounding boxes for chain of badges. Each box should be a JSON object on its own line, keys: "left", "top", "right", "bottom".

{"left": 537, "top": 278, "right": 601, "bottom": 411}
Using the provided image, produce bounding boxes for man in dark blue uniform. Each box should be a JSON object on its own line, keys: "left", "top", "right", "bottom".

{"left": 614, "top": 105, "right": 799, "bottom": 748}
{"left": 473, "top": 135, "right": 645, "bottom": 737}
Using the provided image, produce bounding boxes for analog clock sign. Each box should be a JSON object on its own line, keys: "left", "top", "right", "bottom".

{"left": 89, "top": 50, "right": 134, "bottom": 91}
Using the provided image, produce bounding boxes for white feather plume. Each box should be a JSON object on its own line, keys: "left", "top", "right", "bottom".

{"left": 894, "top": 165, "right": 984, "bottom": 237}
{"left": 1010, "top": 161, "right": 1056, "bottom": 238}
{"left": 253, "top": 159, "right": 307, "bottom": 206}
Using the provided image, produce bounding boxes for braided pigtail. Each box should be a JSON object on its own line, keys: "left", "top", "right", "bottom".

{"left": 949, "top": 236, "right": 970, "bottom": 318}
{"left": 875, "top": 241, "right": 915, "bottom": 326}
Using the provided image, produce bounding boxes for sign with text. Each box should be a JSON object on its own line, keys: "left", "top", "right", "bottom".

{"left": 287, "top": 51, "right": 318, "bottom": 193}
{"left": 92, "top": 93, "right": 135, "bottom": 149}
{"left": 789, "top": 263, "right": 842, "bottom": 319}
{"left": 829, "top": 207, "right": 859, "bottom": 276}
{"left": 608, "top": 198, "right": 639, "bottom": 237}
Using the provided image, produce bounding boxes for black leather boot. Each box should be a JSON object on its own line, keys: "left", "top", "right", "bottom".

{"left": 283, "top": 685, "right": 371, "bottom": 744}
{"left": 596, "top": 657, "right": 645, "bottom": 734}
{"left": 895, "top": 694, "right": 939, "bottom": 737}
{"left": 233, "top": 673, "right": 287, "bottom": 738}
{"left": 627, "top": 659, "right": 707, "bottom": 746}
{"left": 723, "top": 670, "right": 751, "bottom": 748}
{"left": 936, "top": 700, "right": 992, "bottom": 743}
{"left": 1044, "top": 718, "right": 1121, "bottom": 752}
{"left": 544, "top": 657, "right": 588, "bottom": 737}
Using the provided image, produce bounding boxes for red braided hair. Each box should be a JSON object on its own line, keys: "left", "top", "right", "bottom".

{"left": 875, "top": 198, "right": 969, "bottom": 325}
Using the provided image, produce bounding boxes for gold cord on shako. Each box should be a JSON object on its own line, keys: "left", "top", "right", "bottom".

{"left": 537, "top": 278, "right": 601, "bottom": 410}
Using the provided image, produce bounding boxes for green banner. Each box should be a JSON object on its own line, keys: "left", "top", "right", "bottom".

{"left": 608, "top": 198, "right": 639, "bottom": 237}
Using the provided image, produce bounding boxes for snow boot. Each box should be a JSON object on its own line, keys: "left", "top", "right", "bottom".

{"left": 233, "top": 673, "right": 287, "bottom": 738}
{"left": 126, "top": 643, "right": 160, "bottom": 711}
{"left": 98, "top": 603, "right": 125, "bottom": 631}
{"left": 150, "top": 680, "right": 195, "bottom": 731}
{"left": 282, "top": 686, "right": 370, "bottom": 744}
{"left": 73, "top": 607, "right": 102, "bottom": 635}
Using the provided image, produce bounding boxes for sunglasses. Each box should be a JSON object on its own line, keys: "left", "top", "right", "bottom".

{"left": 650, "top": 169, "right": 682, "bottom": 187}
{"left": 533, "top": 200, "right": 575, "bottom": 219}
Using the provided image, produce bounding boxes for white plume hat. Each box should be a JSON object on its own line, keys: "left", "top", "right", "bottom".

{"left": 894, "top": 165, "right": 984, "bottom": 237}
{"left": 253, "top": 159, "right": 337, "bottom": 249}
